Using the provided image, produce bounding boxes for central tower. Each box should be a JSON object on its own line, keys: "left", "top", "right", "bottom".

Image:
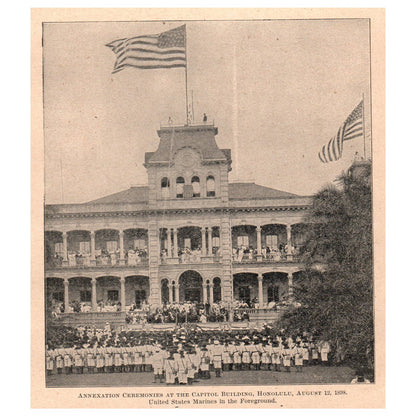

{"left": 144, "top": 123, "right": 232, "bottom": 208}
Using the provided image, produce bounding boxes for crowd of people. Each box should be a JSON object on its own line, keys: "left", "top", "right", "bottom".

{"left": 160, "top": 247, "right": 221, "bottom": 264}
{"left": 46, "top": 325, "right": 335, "bottom": 384}
{"left": 50, "top": 298, "right": 287, "bottom": 318}
{"left": 125, "top": 302, "right": 233, "bottom": 324}
{"left": 47, "top": 247, "right": 149, "bottom": 267}
{"left": 48, "top": 244, "right": 302, "bottom": 267}
{"left": 232, "top": 245, "right": 300, "bottom": 263}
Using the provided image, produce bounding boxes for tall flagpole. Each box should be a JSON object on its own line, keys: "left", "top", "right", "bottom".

{"left": 362, "top": 92, "right": 366, "bottom": 160}
{"left": 185, "top": 25, "right": 189, "bottom": 125}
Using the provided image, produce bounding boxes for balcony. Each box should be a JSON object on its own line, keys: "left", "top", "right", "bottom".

{"left": 160, "top": 254, "right": 222, "bottom": 265}
{"left": 232, "top": 252, "right": 300, "bottom": 264}
{"left": 45, "top": 252, "right": 149, "bottom": 270}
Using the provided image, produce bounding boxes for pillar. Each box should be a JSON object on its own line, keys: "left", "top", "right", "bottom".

{"left": 168, "top": 282, "right": 173, "bottom": 303}
{"left": 171, "top": 281, "right": 176, "bottom": 302}
{"left": 118, "top": 230, "right": 125, "bottom": 264}
{"left": 288, "top": 272, "right": 294, "bottom": 301}
{"left": 120, "top": 277, "right": 126, "bottom": 311}
{"left": 91, "top": 278, "right": 97, "bottom": 311}
{"left": 90, "top": 231, "right": 96, "bottom": 266}
{"left": 286, "top": 224, "right": 293, "bottom": 260}
{"left": 167, "top": 228, "right": 172, "bottom": 257}
{"left": 62, "top": 232, "right": 68, "bottom": 263}
{"left": 209, "top": 280, "right": 214, "bottom": 304}
{"left": 63, "top": 278, "right": 69, "bottom": 313}
{"left": 258, "top": 274, "right": 263, "bottom": 308}
{"left": 207, "top": 227, "right": 213, "bottom": 255}
{"left": 201, "top": 227, "right": 207, "bottom": 256}
{"left": 256, "top": 226, "right": 262, "bottom": 261}
{"left": 173, "top": 228, "right": 178, "bottom": 258}
{"left": 202, "top": 282, "right": 208, "bottom": 304}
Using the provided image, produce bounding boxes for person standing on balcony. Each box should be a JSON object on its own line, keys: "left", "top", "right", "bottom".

{"left": 203, "top": 113, "right": 207, "bottom": 123}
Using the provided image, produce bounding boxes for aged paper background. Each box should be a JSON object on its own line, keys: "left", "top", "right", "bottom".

{"left": 31, "top": 8, "right": 385, "bottom": 409}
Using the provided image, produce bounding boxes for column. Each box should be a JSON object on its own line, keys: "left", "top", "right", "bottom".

{"left": 286, "top": 224, "right": 293, "bottom": 260}
{"left": 120, "top": 277, "right": 126, "bottom": 311}
{"left": 62, "top": 232, "right": 68, "bottom": 264}
{"left": 207, "top": 227, "right": 213, "bottom": 255}
{"left": 288, "top": 272, "right": 294, "bottom": 301}
{"left": 256, "top": 226, "right": 262, "bottom": 261}
{"left": 91, "top": 278, "right": 97, "bottom": 312}
{"left": 167, "top": 228, "right": 172, "bottom": 257}
{"left": 202, "top": 282, "right": 208, "bottom": 304}
{"left": 201, "top": 227, "right": 207, "bottom": 256}
{"left": 171, "top": 281, "right": 176, "bottom": 302}
{"left": 258, "top": 274, "right": 264, "bottom": 308}
{"left": 209, "top": 280, "right": 214, "bottom": 304}
{"left": 168, "top": 282, "right": 173, "bottom": 303}
{"left": 63, "top": 278, "right": 69, "bottom": 313}
{"left": 119, "top": 230, "right": 125, "bottom": 265}
{"left": 173, "top": 228, "right": 178, "bottom": 258}
{"left": 90, "top": 231, "right": 96, "bottom": 266}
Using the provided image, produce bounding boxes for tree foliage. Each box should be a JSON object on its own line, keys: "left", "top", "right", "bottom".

{"left": 281, "top": 163, "right": 374, "bottom": 372}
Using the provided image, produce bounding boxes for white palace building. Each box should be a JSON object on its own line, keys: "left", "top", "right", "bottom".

{"left": 45, "top": 122, "right": 313, "bottom": 325}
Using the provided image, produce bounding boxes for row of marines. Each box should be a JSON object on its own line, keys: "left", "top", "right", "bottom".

{"left": 46, "top": 337, "right": 331, "bottom": 384}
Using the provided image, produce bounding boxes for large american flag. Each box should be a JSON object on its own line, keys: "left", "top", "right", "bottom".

{"left": 106, "top": 25, "right": 186, "bottom": 73}
{"left": 319, "top": 100, "right": 364, "bottom": 163}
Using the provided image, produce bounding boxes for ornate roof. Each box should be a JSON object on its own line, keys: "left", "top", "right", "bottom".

{"left": 86, "top": 182, "right": 299, "bottom": 205}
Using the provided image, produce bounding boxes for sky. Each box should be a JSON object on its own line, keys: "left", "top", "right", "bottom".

{"left": 43, "top": 19, "right": 371, "bottom": 204}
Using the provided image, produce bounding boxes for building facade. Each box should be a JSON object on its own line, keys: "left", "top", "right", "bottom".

{"left": 45, "top": 123, "right": 312, "bottom": 315}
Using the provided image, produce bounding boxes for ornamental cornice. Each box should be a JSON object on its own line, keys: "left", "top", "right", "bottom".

{"left": 45, "top": 204, "right": 310, "bottom": 220}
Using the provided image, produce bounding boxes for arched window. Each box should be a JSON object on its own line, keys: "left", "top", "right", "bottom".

{"left": 191, "top": 176, "right": 200, "bottom": 197}
{"left": 207, "top": 175, "right": 215, "bottom": 197}
{"left": 161, "top": 177, "right": 170, "bottom": 198}
{"left": 176, "top": 177, "right": 185, "bottom": 198}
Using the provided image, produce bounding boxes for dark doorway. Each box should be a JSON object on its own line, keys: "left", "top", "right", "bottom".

{"left": 135, "top": 289, "right": 146, "bottom": 306}
{"left": 238, "top": 286, "right": 250, "bottom": 303}
{"left": 179, "top": 270, "right": 203, "bottom": 302}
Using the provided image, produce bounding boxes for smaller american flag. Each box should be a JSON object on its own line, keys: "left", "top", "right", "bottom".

{"left": 106, "top": 25, "right": 186, "bottom": 73}
{"left": 319, "top": 100, "right": 364, "bottom": 163}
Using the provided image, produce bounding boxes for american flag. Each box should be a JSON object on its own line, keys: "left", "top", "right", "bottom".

{"left": 106, "top": 25, "right": 186, "bottom": 73}
{"left": 319, "top": 100, "right": 364, "bottom": 163}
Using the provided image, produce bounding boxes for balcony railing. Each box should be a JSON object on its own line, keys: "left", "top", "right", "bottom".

{"left": 45, "top": 253, "right": 149, "bottom": 269}
{"left": 232, "top": 252, "right": 300, "bottom": 264}
{"left": 160, "top": 254, "right": 222, "bottom": 265}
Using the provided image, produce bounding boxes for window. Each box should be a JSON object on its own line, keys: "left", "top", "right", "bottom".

{"left": 106, "top": 240, "right": 118, "bottom": 252}
{"left": 212, "top": 236, "right": 220, "bottom": 247}
{"left": 266, "top": 235, "right": 278, "bottom": 249}
{"left": 80, "top": 290, "right": 91, "bottom": 302}
{"left": 207, "top": 175, "right": 215, "bottom": 197}
{"left": 134, "top": 239, "right": 146, "bottom": 249}
{"left": 267, "top": 286, "right": 279, "bottom": 303}
{"left": 107, "top": 290, "right": 119, "bottom": 301}
{"left": 79, "top": 241, "right": 90, "bottom": 254}
{"left": 161, "top": 177, "right": 170, "bottom": 198}
{"left": 176, "top": 177, "right": 185, "bottom": 198}
{"left": 191, "top": 176, "right": 200, "bottom": 197}
{"left": 237, "top": 235, "right": 249, "bottom": 247}
{"left": 54, "top": 242, "right": 64, "bottom": 255}
{"left": 52, "top": 291, "right": 64, "bottom": 302}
